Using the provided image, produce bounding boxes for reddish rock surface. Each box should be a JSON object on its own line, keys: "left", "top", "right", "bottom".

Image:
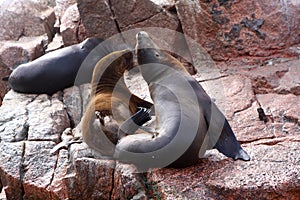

{"left": 60, "top": 3, "right": 86, "bottom": 46}
{"left": 0, "top": 58, "right": 299, "bottom": 199}
{"left": 76, "top": 0, "right": 119, "bottom": 39}
{"left": 0, "top": 36, "right": 46, "bottom": 70}
{"left": 176, "top": 0, "right": 300, "bottom": 63}
{"left": 0, "top": 0, "right": 55, "bottom": 41}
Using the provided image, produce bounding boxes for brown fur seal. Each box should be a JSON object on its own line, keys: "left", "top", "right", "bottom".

{"left": 114, "top": 31, "right": 250, "bottom": 169}
{"left": 8, "top": 38, "right": 104, "bottom": 95}
{"left": 82, "top": 49, "right": 153, "bottom": 156}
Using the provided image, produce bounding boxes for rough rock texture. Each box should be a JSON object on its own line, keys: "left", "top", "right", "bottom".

{"left": 76, "top": 0, "right": 119, "bottom": 39}
{"left": 54, "top": 0, "right": 76, "bottom": 24}
{"left": 0, "top": 61, "right": 11, "bottom": 106}
{"left": 176, "top": 0, "right": 300, "bottom": 63}
{"left": 0, "top": 0, "right": 56, "bottom": 106}
{"left": 0, "top": 36, "right": 47, "bottom": 70}
{"left": 0, "top": 35, "right": 47, "bottom": 106}
{"left": 75, "top": 0, "right": 179, "bottom": 42}
{"left": 60, "top": 3, "right": 86, "bottom": 46}
{"left": 0, "top": 0, "right": 55, "bottom": 41}
{"left": 0, "top": 58, "right": 299, "bottom": 199}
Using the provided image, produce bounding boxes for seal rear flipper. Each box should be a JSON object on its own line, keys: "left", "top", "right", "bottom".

{"left": 118, "top": 107, "right": 152, "bottom": 138}
{"left": 204, "top": 102, "right": 250, "bottom": 161}
{"left": 214, "top": 120, "right": 250, "bottom": 161}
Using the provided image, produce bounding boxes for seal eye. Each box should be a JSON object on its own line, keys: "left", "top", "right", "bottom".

{"left": 155, "top": 53, "right": 160, "bottom": 57}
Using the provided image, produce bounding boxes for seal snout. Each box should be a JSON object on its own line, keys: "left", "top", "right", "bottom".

{"left": 136, "top": 31, "right": 149, "bottom": 40}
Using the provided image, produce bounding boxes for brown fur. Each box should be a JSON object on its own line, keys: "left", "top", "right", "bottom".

{"left": 82, "top": 49, "right": 152, "bottom": 155}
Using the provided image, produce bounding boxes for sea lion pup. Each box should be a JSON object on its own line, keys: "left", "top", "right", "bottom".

{"left": 114, "top": 31, "right": 250, "bottom": 169}
{"left": 8, "top": 38, "right": 104, "bottom": 95}
{"left": 82, "top": 49, "right": 153, "bottom": 156}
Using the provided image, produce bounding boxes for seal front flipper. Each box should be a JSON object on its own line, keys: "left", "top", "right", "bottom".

{"left": 118, "top": 107, "right": 152, "bottom": 138}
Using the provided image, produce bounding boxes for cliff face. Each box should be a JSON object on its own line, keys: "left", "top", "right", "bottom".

{"left": 0, "top": 0, "right": 300, "bottom": 199}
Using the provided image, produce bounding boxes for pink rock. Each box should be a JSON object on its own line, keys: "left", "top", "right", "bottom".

{"left": 176, "top": 0, "right": 300, "bottom": 63}
{"left": 77, "top": 0, "right": 119, "bottom": 39}
{"left": 0, "top": 0, "right": 55, "bottom": 41}
{"left": 60, "top": 3, "right": 86, "bottom": 46}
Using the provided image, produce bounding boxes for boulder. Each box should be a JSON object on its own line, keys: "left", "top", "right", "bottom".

{"left": 77, "top": 0, "right": 119, "bottom": 39}
{"left": 54, "top": 0, "right": 76, "bottom": 23}
{"left": 175, "top": 0, "right": 300, "bottom": 63}
{"left": 76, "top": 0, "right": 179, "bottom": 41}
{"left": 60, "top": 3, "right": 86, "bottom": 46}
{"left": 0, "top": 0, "right": 55, "bottom": 41}
{"left": 0, "top": 36, "right": 47, "bottom": 70}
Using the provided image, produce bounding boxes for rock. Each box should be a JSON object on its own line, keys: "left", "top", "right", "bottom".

{"left": 26, "top": 92, "right": 70, "bottom": 142}
{"left": 0, "top": 91, "right": 37, "bottom": 142}
{"left": 0, "top": 36, "right": 47, "bottom": 69}
{"left": 76, "top": 0, "right": 178, "bottom": 42}
{"left": 206, "top": 139, "right": 300, "bottom": 199}
{"left": 54, "top": 0, "right": 76, "bottom": 24}
{"left": 274, "top": 60, "right": 300, "bottom": 95}
{"left": 121, "top": 11, "right": 179, "bottom": 33}
{"left": 22, "top": 141, "right": 57, "bottom": 199}
{"left": 63, "top": 84, "right": 90, "bottom": 128}
{"left": 256, "top": 93, "right": 300, "bottom": 129}
{"left": 0, "top": 142, "right": 24, "bottom": 200}
{"left": 79, "top": 84, "right": 91, "bottom": 115}
{"left": 45, "top": 33, "right": 64, "bottom": 53}
{"left": 110, "top": 0, "right": 162, "bottom": 29}
{"left": 230, "top": 101, "right": 275, "bottom": 143}
{"left": 176, "top": 0, "right": 300, "bottom": 63}
{"left": 55, "top": 158, "right": 115, "bottom": 199}
{"left": 0, "top": 60, "right": 11, "bottom": 106}
{"left": 112, "top": 163, "right": 147, "bottom": 199}
{"left": 201, "top": 75, "right": 254, "bottom": 119}
{"left": 63, "top": 86, "right": 82, "bottom": 128}
{"left": 77, "top": 0, "right": 119, "bottom": 39}
{"left": 35, "top": 0, "right": 56, "bottom": 7}
{"left": 0, "top": 0, "right": 55, "bottom": 41}
{"left": 0, "top": 57, "right": 299, "bottom": 199}
{"left": 147, "top": 137, "right": 300, "bottom": 199}
{"left": 60, "top": 3, "right": 86, "bottom": 46}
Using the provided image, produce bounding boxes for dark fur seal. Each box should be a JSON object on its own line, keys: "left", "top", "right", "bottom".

{"left": 82, "top": 49, "right": 153, "bottom": 156}
{"left": 8, "top": 38, "right": 104, "bottom": 95}
{"left": 114, "top": 31, "right": 250, "bottom": 169}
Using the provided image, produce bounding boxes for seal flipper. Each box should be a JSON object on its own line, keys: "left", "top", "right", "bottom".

{"left": 118, "top": 107, "right": 152, "bottom": 138}
{"left": 204, "top": 101, "right": 250, "bottom": 161}
{"left": 213, "top": 120, "right": 250, "bottom": 161}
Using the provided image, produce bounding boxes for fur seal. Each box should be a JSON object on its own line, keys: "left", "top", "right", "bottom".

{"left": 114, "top": 31, "right": 250, "bottom": 169}
{"left": 8, "top": 38, "right": 104, "bottom": 95}
{"left": 82, "top": 49, "right": 153, "bottom": 156}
